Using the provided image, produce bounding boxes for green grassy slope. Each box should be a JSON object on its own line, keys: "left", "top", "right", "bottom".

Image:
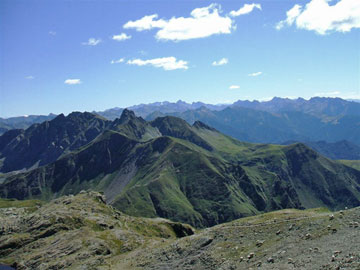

{"left": 339, "top": 160, "right": 360, "bottom": 170}
{"left": 1, "top": 115, "right": 360, "bottom": 228}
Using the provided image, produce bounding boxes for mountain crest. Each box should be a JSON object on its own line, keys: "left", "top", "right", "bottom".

{"left": 119, "top": 109, "right": 137, "bottom": 124}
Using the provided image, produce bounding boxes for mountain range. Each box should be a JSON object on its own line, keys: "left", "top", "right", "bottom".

{"left": 96, "top": 100, "right": 228, "bottom": 120}
{"left": 3, "top": 97, "right": 360, "bottom": 135}
{"left": 1, "top": 109, "right": 360, "bottom": 228}
{"left": 146, "top": 101, "right": 360, "bottom": 147}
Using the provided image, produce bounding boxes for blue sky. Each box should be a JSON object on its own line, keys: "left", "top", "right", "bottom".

{"left": 0, "top": 0, "right": 359, "bottom": 117}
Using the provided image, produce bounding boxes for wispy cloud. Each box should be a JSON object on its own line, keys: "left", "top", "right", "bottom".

{"left": 127, "top": 57, "right": 188, "bottom": 70}
{"left": 82, "top": 38, "right": 102, "bottom": 46}
{"left": 124, "top": 4, "right": 234, "bottom": 41}
{"left": 25, "top": 75, "right": 34, "bottom": 80}
{"left": 248, "top": 71, "right": 262, "bottom": 77}
{"left": 64, "top": 79, "right": 82, "bottom": 85}
{"left": 229, "top": 3, "right": 262, "bottom": 17}
{"left": 111, "top": 58, "right": 125, "bottom": 64}
{"left": 112, "top": 33, "right": 131, "bottom": 41}
{"left": 49, "top": 31, "right": 56, "bottom": 36}
{"left": 229, "top": 85, "right": 240, "bottom": 89}
{"left": 276, "top": 0, "right": 360, "bottom": 34}
{"left": 212, "top": 58, "right": 228, "bottom": 66}
{"left": 314, "top": 91, "right": 341, "bottom": 97}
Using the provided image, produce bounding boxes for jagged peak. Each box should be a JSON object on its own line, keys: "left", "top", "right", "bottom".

{"left": 119, "top": 109, "right": 136, "bottom": 122}
{"left": 176, "top": 99, "right": 187, "bottom": 105}
{"left": 54, "top": 113, "right": 65, "bottom": 120}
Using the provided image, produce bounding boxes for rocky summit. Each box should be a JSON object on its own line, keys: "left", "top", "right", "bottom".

{"left": 0, "top": 192, "right": 359, "bottom": 270}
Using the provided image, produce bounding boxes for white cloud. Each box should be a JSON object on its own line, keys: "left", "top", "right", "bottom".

{"left": 111, "top": 58, "right": 125, "bottom": 64}
{"left": 25, "top": 75, "right": 34, "bottom": 80}
{"left": 124, "top": 14, "right": 166, "bottom": 31}
{"left": 276, "top": 0, "right": 360, "bottom": 34}
{"left": 229, "top": 85, "right": 240, "bottom": 89}
{"left": 112, "top": 33, "right": 131, "bottom": 41}
{"left": 127, "top": 57, "right": 188, "bottom": 70}
{"left": 248, "top": 71, "right": 262, "bottom": 77}
{"left": 82, "top": 38, "right": 102, "bottom": 46}
{"left": 64, "top": 79, "right": 82, "bottom": 85}
{"left": 276, "top": 5, "right": 302, "bottom": 30}
{"left": 212, "top": 58, "right": 228, "bottom": 66}
{"left": 123, "top": 4, "right": 234, "bottom": 41}
{"left": 229, "top": 3, "right": 262, "bottom": 17}
{"left": 49, "top": 31, "right": 56, "bottom": 36}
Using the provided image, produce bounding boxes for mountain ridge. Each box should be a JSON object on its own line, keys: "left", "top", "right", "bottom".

{"left": 1, "top": 110, "right": 360, "bottom": 228}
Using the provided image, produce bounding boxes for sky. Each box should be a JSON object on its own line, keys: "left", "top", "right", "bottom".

{"left": 0, "top": 0, "right": 359, "bottom": 117}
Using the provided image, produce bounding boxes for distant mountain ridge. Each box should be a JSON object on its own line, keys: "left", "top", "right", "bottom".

{"left": 146, "top": 101, "right": 360, "bottom": 148}
{"left": 2, "top": 97, "right": 360, "bottom": 134}
{"left": 95, "top": 100, "right": 228, "bottom": 120}
{"left": 0, "top": 114, "right": 56, "bottom": 135}
{"left": 233, "top": 97, "right": 360, "bottom": 118}
{"left": 2, "top": 97, "right": 360, "bottom": 162}
{"left": 282, "top": 140, "right": 360, "bottom": 160}
{"left": 1, "top": 109, "right": 360, "bottom": 228}
{"left": 97, "top": 96, "right": 360, "bottom": 120}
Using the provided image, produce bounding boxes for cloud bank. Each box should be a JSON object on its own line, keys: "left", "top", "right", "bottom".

{"left": 124, "top": 3, "right": 260, "bottom": 41}
{"left": 276, "top": 0, "right": 360, "bottom": 34}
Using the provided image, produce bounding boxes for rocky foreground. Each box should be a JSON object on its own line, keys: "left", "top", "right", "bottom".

{"left": 0, "top": 192, "right": 359, "bottom": 270}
